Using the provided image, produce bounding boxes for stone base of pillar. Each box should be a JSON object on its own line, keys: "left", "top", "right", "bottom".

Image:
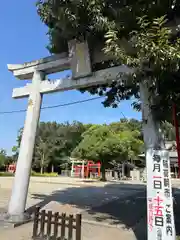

{"left": 0, "top": 211, "right": 32, "bottom": 228}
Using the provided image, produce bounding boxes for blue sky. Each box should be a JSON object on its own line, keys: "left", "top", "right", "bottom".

{"left": 0, "top": 1, "right": 141, "bottom": 154}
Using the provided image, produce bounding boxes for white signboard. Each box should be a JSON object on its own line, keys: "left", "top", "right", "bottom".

{"left": 146, "top": 149, "right": 176, "bottom": 240}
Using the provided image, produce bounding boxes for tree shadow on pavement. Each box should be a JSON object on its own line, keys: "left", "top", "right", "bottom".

{"left": 26, "top": 183, "right": 180, "bottom": 240}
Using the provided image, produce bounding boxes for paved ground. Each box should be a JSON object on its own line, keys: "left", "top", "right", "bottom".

{"left": 0, "top": 177, "right": 145, "bottom": 239}
{"left": 0, "top": 221, "right": 136, "bottom": 240}
{"left": 1, "top": 177, "right": 180, "bottom": 239}
{"left": 0, "top": 178, "right": 144, "bottom": 215}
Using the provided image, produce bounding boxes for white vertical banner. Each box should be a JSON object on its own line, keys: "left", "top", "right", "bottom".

{"left": 146, "top": 149, "right": 176, "bottom": 240}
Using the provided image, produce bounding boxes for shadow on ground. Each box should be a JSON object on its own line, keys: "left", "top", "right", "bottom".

{"left": 26, "top": 182, "right": 180, "bottom": 240}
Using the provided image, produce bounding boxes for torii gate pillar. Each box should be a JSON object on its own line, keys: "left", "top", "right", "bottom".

{"left": 7, "top": 71, "right": 44, "bottom": 221}
{"left": 5, "top": 51, "right": 72, "bottom": 222}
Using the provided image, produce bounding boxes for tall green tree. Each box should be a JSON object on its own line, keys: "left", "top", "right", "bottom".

{"left": 162, "top": 121, "right": 176, "bottom": 141}
{"left": 36, "top": 1, "right": 180, "bottom": 118}
{"left": 46, "top": 121, "right": 91, "bottom": 171}
{"left": 33, "top": 136, "right": 53, "bottom": 174}
{"left": 37, "top": 1, "right": 180, "bottom": 160}
{"left": 14, "top": 121, "right": 91, "bottom": 173}
{"left": 0, "top": 149, "right": 7, "bottom": 168}
{"left": 72, "top": 124, "right": 143, "bottom": 181}
{"left": 109, "top": 119, "right": 142, "bottom": 138}
{"left": 13, "top": 119, "right": 176, "bottom": 174}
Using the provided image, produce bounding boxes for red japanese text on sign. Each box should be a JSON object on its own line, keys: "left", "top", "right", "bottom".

{"left": 148, "top": 199, "right": 153, "bottom": 231}
{"left": 154, "top": 195, "right": 163, "bottom": 217}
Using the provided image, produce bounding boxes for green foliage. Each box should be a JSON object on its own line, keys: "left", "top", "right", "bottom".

{"left": 37, "top": 0, "right": 180, "bottom": 121}
{"left": 72, "top": 123, "right": 143, "bottom": 180}
{"left": 14, "top": 121, "right": 91, "bottom": 173}
{"left": 0, "top": 149, "right": 7, "bottom": 168}
{"left": 104, "top": 15, "right": 180, "bottom": 119}
{"left": 0, "top": 150, "right": 14, "bottom": 172}
{"left": 162, "top": 121, "right": 176, "bottom": 141}
{"left": 33, "top": 122, "right": 57, "bottom": 173}
{"left": 109, "top": 118, "right": 142, "bottom": 136}
{"left": 12, "top": 129, "right": 22, "bottom": 161}
{"left": 37, "top": 0, "right": 180, "bottom": 53}
{"left": 31, "top": 170, "right": 58, "bottom": 177}
{"left": 0, "top": 171, "right": 58, "bottom": 177}
{"left": 105, "top": 15, "right": 180, "bottom": 67}
{"left": 12, "top": 119, "right": 175, "bottom": 175}
{"left": 0, "top": 172, "right": 14, "bottom": 177}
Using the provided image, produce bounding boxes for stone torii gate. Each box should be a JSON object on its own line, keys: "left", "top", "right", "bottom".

{"left": 5, "top": 40, "right": 175, "bottom": 240}
{"left": 6, "top": 41, "right": 128, "bottom": 222}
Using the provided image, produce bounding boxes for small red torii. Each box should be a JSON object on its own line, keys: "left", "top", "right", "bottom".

{"left": 72, "top": 160, "right": 101, "bottom": 178}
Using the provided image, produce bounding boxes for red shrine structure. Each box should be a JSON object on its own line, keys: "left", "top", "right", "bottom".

{"left": 7, "top": 163, "right": 16, "bottom": 173}
{"left": 71, "top": 159, "right": 101, "bottom": 178}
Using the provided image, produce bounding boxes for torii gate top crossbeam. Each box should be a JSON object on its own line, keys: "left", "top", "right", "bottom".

{"left": 7, "top": 52, "right": 70, "bottom": 80}
{"left": 9, "top": 41, "right": 132, "bottom": 100}
{"left": 7, "top": 41, "right": 114, "bottom": 81}
{"left": 12, "top": 65, "right": 128, "bottom": 99}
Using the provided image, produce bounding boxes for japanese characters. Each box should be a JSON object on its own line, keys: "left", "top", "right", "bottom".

{"left": 146, "top": 149, "right": 175, "bottom": 240}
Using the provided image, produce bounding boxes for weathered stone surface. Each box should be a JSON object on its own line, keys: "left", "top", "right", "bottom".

{"left": 8, "top": 53, "right": 70, "bottom": 80}
{"left": 12, "top": 65, "right": 130, "bottom": 98}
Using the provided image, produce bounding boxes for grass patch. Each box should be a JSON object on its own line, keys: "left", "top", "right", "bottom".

{"left": 0, "top": 171, "right": 58, "bottom": 177}
{"left": 0, "top": 172, "right": 14, "bottom": 177}
{"left": 31, "top": 171, "right": 58, "bottom": 177}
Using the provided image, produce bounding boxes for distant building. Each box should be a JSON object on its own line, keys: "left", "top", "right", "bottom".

{"left": 165, "top": 141, "right": 178, "bottom": 165}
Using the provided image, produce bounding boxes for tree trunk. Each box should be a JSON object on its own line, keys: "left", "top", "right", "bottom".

{"left": 100, "top": 163, "right": 106, "bottom": 181}
{"left": 122, "top": 162, "right": 125, "bottom": 178}
{"left": 51, "top": 164, "right": 54, "bottom": 173}
{"left": 40, "top": 166, "right": 43, "bottom": 174}
{"left": 140, "top": 81, "right": 165, "bottom": 150}
{"left": 40, "top": 153, "right": 45, "bottom": 174}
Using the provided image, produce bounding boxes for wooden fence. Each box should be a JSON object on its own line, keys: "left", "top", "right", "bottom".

{"left": 32, "top": 207, "right": 81, "bottom": 240}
